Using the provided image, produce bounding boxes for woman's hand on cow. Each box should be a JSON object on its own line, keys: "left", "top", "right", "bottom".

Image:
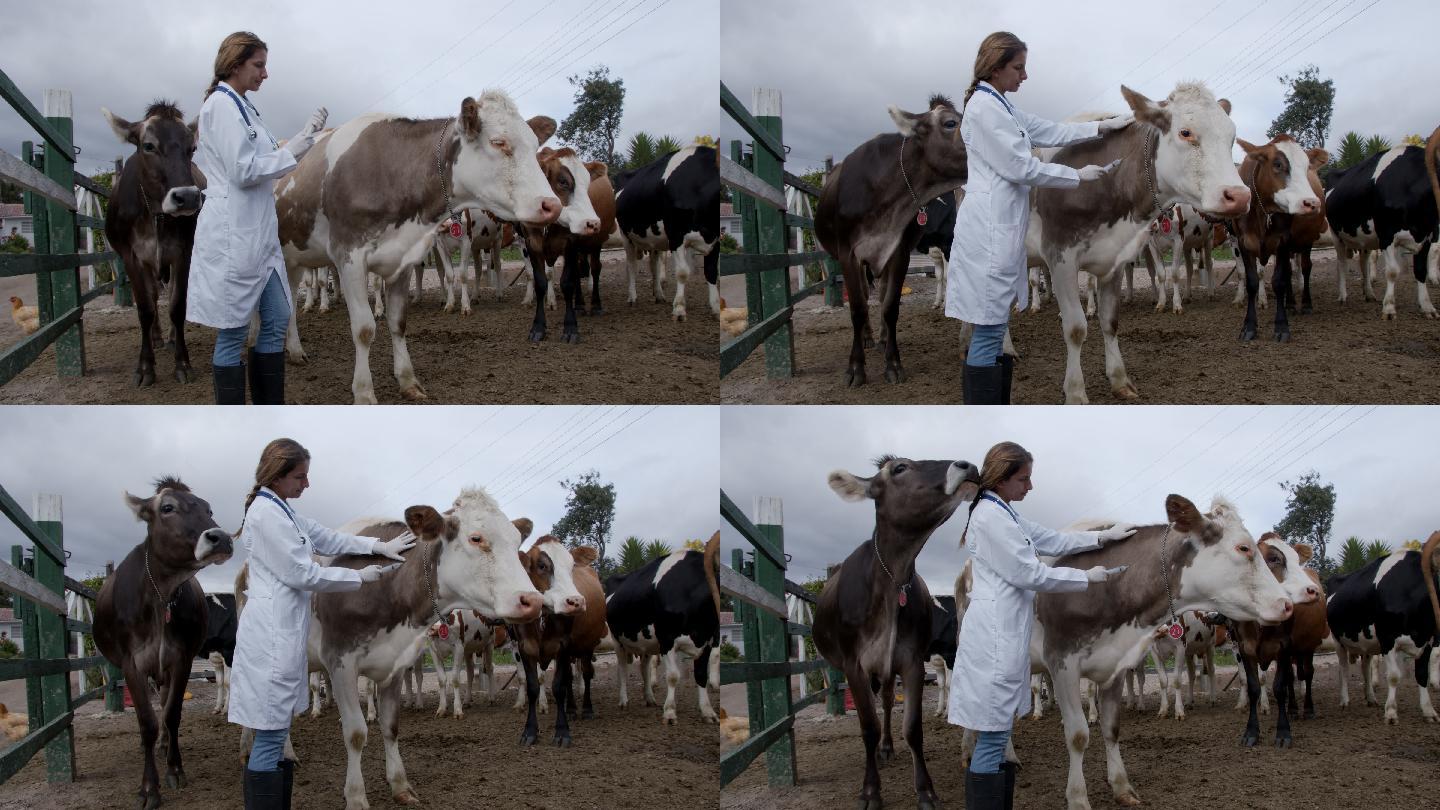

{"left": 371, "top": 532, "right": 416, "bottom": 561}
{"left": 1085, "top": 564, "right": 1128, "bottom": 583}
{"left": 1097, "top": 113, "right": 1134, "bottom": 132}
{"left": 1096, "top": 522, "right": 1137, "bottom": 545}
{"left": 358, "top": 562, "right": 403, "bottom": 583}
{"left": 1076, "top": 160, "right": 1122, "bottom": 182}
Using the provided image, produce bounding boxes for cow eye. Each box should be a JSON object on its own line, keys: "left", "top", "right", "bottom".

{"left": 892, "top": 463, "right": 908, "bottom": 474}
{"left": 161, "top": 504, "right": 174, "bottom": 514}
{"left": 489, "top": 138, "right": 508, "bottom": 150}
{"left": 944, "top": 118, "right": 958, "bottom": 130}
{"left": 1178, "top": 129, "right": 1194, "bottom": 141}
{"left": 143, "top": 142, "right": 157, "bottom": 153}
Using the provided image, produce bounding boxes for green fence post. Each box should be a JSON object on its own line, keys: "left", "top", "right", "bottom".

{"left": 822, "top": 157, "right": 844, "bottom": 308}
{"left": 33, "top": 494, "right": 75, "bottom": 781}
{"left": 42, "top": 90, "right": 83, "bottom": 376}
{"left": 751, "top": 89, "right": 794, "bottom": 379}
{"left": 23, "top": 141, "right": 55, "bottom": 329}
{"left": 12, "top": 546, "right": 42, "bottom": 723}
{"left": 824, "top": 564, "right": 847, "bottom": 715}
{"left": 735, "top": 550, "right": 763, "bottom": 730}
{"left": 735, "top": 143, "right": 761, "bottom": 331}
{"left": 102, "top": 561, "right": 124, "bottom": 713}
{"left": 110, "top": 159, "right": 133, "bottom": 308}
{"left": 752, "top": 496, "right": 796, "bottom": 787}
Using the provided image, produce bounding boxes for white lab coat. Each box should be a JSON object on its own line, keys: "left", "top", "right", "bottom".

{"left": 945, "top": 81, "right": 1102, "bottom": 324}
{"left": 947, "top": 495, "right": 1099, "bottom": 731}
{"left": 188, "top": 81, "right": 298, "bottom": 329}
{"left": 228, "top": 488, "right": 373, "bottom": 730}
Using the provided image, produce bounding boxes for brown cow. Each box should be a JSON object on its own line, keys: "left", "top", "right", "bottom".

{"left": 1233, "top": 134, "right": 1329, "bottom": 341}
{"left": 813, "top": 457, "right": 981, "bottom": 810}
{"left": 102, "top": 103, "right": 206, "bottom": 388}
{"left": 517, "top": 148, "right": 606, "bottom": 343}
{"left": 93, "top": 478, "right": 233, "bottom": 809}
{"left": 513, "top": 536, "right": 606, "bottom": 746}
{"left": 815, "top": 95, "right": 967, "bottom": 388}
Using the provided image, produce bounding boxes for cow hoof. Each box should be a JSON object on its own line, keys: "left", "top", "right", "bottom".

{"left": 520, "top": 730, "right": 538, "bottom": 746}
{"left": 1115, "top": 791, "right": 1143, "bottom": 807}
{"left": 876, "top": 746, "right": 893, "bottom": 765}
{"left": 393, "top": 789, "right": 421, "bottom": 805}
{"left": 563, "top": 331, "right": 581, "bottom": 344}
{"left": 844, "top": 370, "right": 866, "bottom": 388}
{"left": 400, "top": 385, "right": 428, "bottom": 402}
{"left": 553, "top": 733, "right": 572, "bottom": 748}
{"left": 1275, "top": 735, "right": 1292, "bottom": 749}
{"left": 673, "top": 312, "right": 686, "bottom": 322}
{"left": 1238, "top": 327, "right": 1257, "bottom": 342}
{"left": 138, "top": 793, "right": 161, "bottom": 810}
{"left": 1113, "top": 384, "right": 1140, "bottom": 401}
{"left": 134, "top": 369, "right": 155, "bottom": 388}
{"left": 856, "top": 798, "right": 883, "bottom": 810}
{"left": 165, "top": 771, "right": 185, "bottom": 789}
{"left": 662, "top": 715, "right": 677, "bottom": 726}
{"left": 174, "top": 365, "right": 194, "bottom": 384}
{"left": 917, "top": 797, "right": 939, "bottom": 810}
{"left": 1273, "top": 330, "right": 1290, "bottom": 343}
{"left": 1240, "top": 732, "right": 1259, "bottom": 748}
{"left": 581, "top": 708, "right": 595, "bottom": 720}
{"left": 529, "top": 328, "right": 547, "bottom": 343}
{"left": 589, "top": 307, "right": 605, "bottom": 316}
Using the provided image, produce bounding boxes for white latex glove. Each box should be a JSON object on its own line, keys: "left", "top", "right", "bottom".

{"left": 1097, "top": 113, "right": 1135, "bottom": 132}
{"left": 1096, "top": 523, "right": 1137, "bottom": 546}
{"left": 1085, "top": 564, "right": 1128, "bottom": 583}
{"left": 358, "top": 562, "right": 403, "bottom": 583}
{"left": 371, "top": 531, "right": 416, "bottom": 561}
{"left": 1077, "top": 159, "right": 1122, "bottom": 182}
{"left": 284, "top": 106, "right": 328, "bottom": 160}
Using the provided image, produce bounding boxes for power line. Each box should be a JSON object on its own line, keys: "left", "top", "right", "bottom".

{"left": 1106, "top": 406, "right": 1256, "bottom": 516}
{"left": 1227, "top": 406, "right": 1358, "bottom": 498}
{"left": 511, "top": 0, "right": 676, "bottom": 101}
{"left": 508, "top": 405, "right": 660, "bottom": 502}
{"left": 1220, "top": 0, "right": 1359, "bottom": 94}
{"left": 1136, "top": 1, "right": 1270, "bottom": 90}
{"left": 1211, "top": 405, "right": 1342, "bottom": 496}
{"left": 364, "top": 405, "right": 505, "bottom": 513}
{"left": 361, "top": 0, "right": 523, "bottom": 113}
{"left": 491, "top": 0, "right": 634, "bottom": 93}
{"left": 1094, "top": 406, "right": 1231, "bottom": 512}
{"left": 1204, "top": 0, "right": 1313, "bottom": 89}
{"left": 1234, "top": 405, "right": 1377, "bottom": 500}
{"left": 490, "top": 405, "right": 622, "bottom": 501}
{"left": 503, "top": 0, "right": 651, "bottom": 99}
{"left": 498, "top": 406, "right": 640, "bottom": 502}
{"left": 1227, "top": 0, "right": 1383, "bottom": 97}
{"left": 1195, "top": 407, "right": 1296, "bottom": 497}
{"left": 405, "top": 407, "right": 550, "bottom": 506}
{"left": 1204, "top": 405, "right": 1335, "bottom": 496}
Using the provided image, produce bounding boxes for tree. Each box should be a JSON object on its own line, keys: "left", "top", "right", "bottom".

{"left": 557, "top": 65, "right": 625, "bottom": 167}
{"left": 1364, "top": 540, "right": 1392, "bottom": 560}
{"left": 682, "top": 539, "right": 705, "bottom": 552}
{"left": 625, "top": 131, "right": 657, "bottom": 170}
{"left": 1402, "top": 134, "right": 1426, "bottom": 147}
{"left": 1266, "top": 65, "right": 1334, "bottom": 151}
{"left": 1, "top": 233, "right": 30, "bottom": 254}
{"left": 1337, "top": 536, "right": 1367, "bottom": 574}
{"left": 1363, "top": 134, "right": 1392, "bottom": 158}
{"left": 642, "top": 540, "right": 672, "bottom": 561}
{"left": 653, "top": 135, "right": 683, "bottom": 156}
{"left": 693, "top": 135, "right": 718, "bottom": 149}
{"left": 1403, "top": 539, "right": 1423, "bottom": 552}
{"left": 1333, "top": 132, "right": 1367, "bottom": 170}
{"left": 550, "top": 469, "right": 617, "bottom": 573}
{"left": 615, "top": 536, "right": 648, "bottom": 574}
{"left": 1273, "top": 471, "right": 1337, "bottom": 578}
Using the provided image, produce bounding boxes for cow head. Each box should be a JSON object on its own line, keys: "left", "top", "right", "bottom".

{"left": 1167, "top": 495, "right": 1292, "bottom": 624}
{"left": 536, "top": 147, "right": 602, "bottom": 237}
{"left": 1257, "top": 532, "right": 1321, "bottom": 605}
{"left": 453, "top": 90, "right": 561, "bottom": 227}
{"left": 887, "top": 94, "right": 967, "bottom": 191}
{"left": 403, "top": 487, "right": 542, "bottom": 623}
{"left": 828, "top": 457, "right": 981, "bottom": 536}
{"left": 1236, "top": 135, "right": 1326, "bottom": 216}
{"left": 103, "top": 102, "right": 204, "bottom": 216}
{"left": 520, "top": 535, "right": 589, "bottom": 616}
{"left": 1121, "top": 82, "right": 1249, "bottom": 218}
{"left": 124, "top": 477, "right": 232, "bottom": 570}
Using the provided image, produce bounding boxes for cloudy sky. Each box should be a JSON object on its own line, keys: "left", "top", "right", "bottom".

{"left": 3, "top": 0, "right": 717, "bottom": 177}
{"left": 0, "top": 405, "right": 717, "bottom": 592}
{"left": 720, "top": 0, "right": 1435, "bottom": 176}
{"left": 721, "top": 405, "right": 1426, "bottom": 598}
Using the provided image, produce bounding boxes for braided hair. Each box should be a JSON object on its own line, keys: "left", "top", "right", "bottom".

{"left": 959, "top": 441, "right": 1034, "bottom": 547}
{"left": 963, "top": 32, "right": 1027, "bottom": 107}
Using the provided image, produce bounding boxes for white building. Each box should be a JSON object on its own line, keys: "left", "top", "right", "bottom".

{"left": 1, "top": 203, "right": 33, "bottom": 245}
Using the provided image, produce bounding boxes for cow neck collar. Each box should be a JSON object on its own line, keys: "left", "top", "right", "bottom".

{"left": 1243, "top": 158, "right": 1277, "bottom": 232}
{"left": 419, "top": 536, "right": 444, "bottom": 627}
{"left": 142, "top": 543, "right": 183, "bottom": 619}
{"left": 1139, "top": 129, "right": 1163, "bottom": 219}
{"left": 1158, "top": 524, "right": 1181, "bottom": 630}
{"left": 871, "top": 528, "right": 917, "bottom": 606}
{"left": 433, "top": 120, "right": 463, "bottom": 235}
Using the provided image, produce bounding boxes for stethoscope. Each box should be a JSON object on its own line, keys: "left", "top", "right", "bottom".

{"left": 982, "top": 492, "right": 1034, "bottom": 548}
{"left": 975, "top": 84, "right": 1030, "bottom": 146}
{"left": 215, "top": 84, "right": 278, "bottom": 148}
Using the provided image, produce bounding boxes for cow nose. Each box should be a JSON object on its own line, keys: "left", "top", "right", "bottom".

{"left": 1220, "top": 185, "right": 1251, "bottom": 214}
{"left": 517, "top": 592, "right": 543, "bottom": 618}
{"left": 1305, "top": 585, "right": 1320, "bottom": 601}
{"left": 1279, "top": 599, "right": 1293, "bottom": 619}
{"left": 564, "top": 595, "right": 585, "bottom": 613}
{"left": 538, "top": 197, "right": 562, "bottom": 224}
{"left": 582, "top": 218, "right": 600, "bottom": 235}
{"left": 1300, "top": 197, "right": 1319, "bottom": 214}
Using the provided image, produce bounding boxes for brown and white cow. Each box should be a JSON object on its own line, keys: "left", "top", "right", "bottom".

{"left": 431, "top": 210, "right": 515, "bottom": 314}
{"left": 422, "top": 608, "right": 508, "bottom": 717}
{"left": 276, "top": 91, "right": 561, "bottom": 404}
{"left": 1032, "top": 495, "right": 1292, "bottom": 810}
{"left": 1163, "top": 202, "right": 1229, "bottom": 309}
{"left": 516, "top": 147, "right": 606, "bottom": 343}
{"left": 1233, "top": 134, "right": 1329, "bottom": 341}
{"left": 813, "top": 457, "right": 981, "bottom": 810}
{"left": 311, "top": 489, "right": 543, "bottom": 810}
{"left": 94, "top": 478, "right": 233, "bottom": 810}
{"left": 1147, "top": 609, "right": 1228, "bottom": 718}
{"left": 103, "top": 103, "right": 205, "bottom": 389}
{"left": 1031, "top": 82, "right": 1250, "bottom": 403}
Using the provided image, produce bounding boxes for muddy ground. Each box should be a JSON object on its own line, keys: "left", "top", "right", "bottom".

{"left": 0, "top": 252, "right": 717, "bottom": 404}
{"left": 0, "top": 656, "right": 716, "bottom": 810}
{"left": 720, "top": 654, "right": 1440, "bottom": 809}
{"left": 720, "top": 251, "right": 1440, "bottom": 404}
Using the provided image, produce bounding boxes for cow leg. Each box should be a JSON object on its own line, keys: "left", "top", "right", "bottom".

{"left": 520, "top": 654, "right": 542, "bottom": 745}
{"left": 210, "top": 655, "right": 226, "bottom": 714}
{"left": 123, "top": 660, "right": 163, "bottom": 808}
{"left": 878, "top": 249, "right": 908, "bottom": 384}
{"left": 1272, "top": 249, "right": 1293, "bottom": 341}
{"left": 1051, "top": 663, "right": 1095, "bottom": 810}
{"left": 1416, "top": 647, "right": 1439, "bottom": 722}
{"left": 661, "top": 649, "right": 684, "bottom": 724}
{"left": 1091, "top": 676, "right": 1140, "bottom": 807}
{"left": 1239, "top": 247, "right": 1261, "bottom": 341}
{"left": 668, "top": 246, "right": 691, "bottom": 321}
{"left": 1384, "top": 648, "right": 1404, "bottom": 724}
{"left": 1274, "top": 655, "right": 1294, "bottom": 747}
{"left": 560, "top": 245, "right": 582, "bottom": 343}
{"left": 899, "top": 658, "right": 938, "bottom": 810}
{"left": 1152, "top": 651, "right": 1170, "bottom": 718}
{"left": 333, "top": 263, "right": 386, "bottom": 405}
{"left": 524, "top": 241, "right": 551, "bottom": 341}
{"left": 1298, "top": 247, "right": 1314, "bottom": 313}
{"left": 1170, "top": 646, "right": 1186, "bottom": 720}
{"left": 692, "top": 646, "right": 718, "bottom": 722}
{"left": 485, "top": 642, "right": 498, "bottom": 706}
{"left": 649, "top": 250, "right": 666, "bottom": 304}
{"left": 615, "top": 649, "right": 632, "bottom": 709}
{"left": 1239, "top": 653, "right": 1262, "bottom": 747}
{"left": 1337, "top": 650, "right": 1352, "bottom": 708}
{"left": 159, "top": 651, "right": 189, "bottom": 789}
{"left": 1362, "top": 653, "right": 1379, "bottom": 706}
{"left": 168, "top": 249, "right": 194, "bottom": 383}
{"left": 1380, "top": 243, "right": 1405, "bottom": 319}
{"left": 380, "top": 272, "right": 427, "bottom": 401}
{"left": 126, "top": 251, "right": 158, "bottom": 388}
{"left": 1298, "top": 651, "right": 1317, "bottom": 720}
{"left": 930, "top": 248, "right": 946, "bottom": 309}
{"left": 284, "top": 265, "right": 310, "bottom": 364}
{"left": 309, "top": 672, "right": 325, "bottom": 718}
{"left": 843, "top": 263, "right": 870, "bottom": 388}
{"left": 877, "top": 675, "right": 896, "bottom": 764}
{"left": 1030, "top": 673, "right": 1045, "bottom": 719}
{"left": 552, "top": 652, "right": 574, "bottom": 747}
{"left": 580, "top": 654, "right": 597, "bottom": 719}
{"left": 1413, "top": 243, "right": 1437, "bottom": 318}
{"left": 845, "top": 662, "right": 884, "bottom": 810}
{"left": 1049, "top": 259, "right": 1093, "bottom": 404}
{"left": 365, "top": 676, "right": 378, "bottom": 723}
{"left": 589, "top": 248, "right": 606, "bottom": 315}
{"left": 438, "top": 244, "right": 457, "bottom": 313}
{"left": 934, "top": 657, "right": 950, "bottom": 718}
{"left": 1093, "top": 270, "right": 1138, "bottom": 400}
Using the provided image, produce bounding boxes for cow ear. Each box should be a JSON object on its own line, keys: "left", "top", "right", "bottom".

{"left": 512, "top": 518, "right": 534, "bottom": 541}
{"left": 1217, "top": 98, "right": 1232, "bottom": 116}
{"left": 888, "top": 106, "right": 921, "bottom": 138}
{"left": 124, "top": 491, "right": 153, "bottom": 522}
{"left": 459, "top": 97, "right": 481, "bottom": 140}
{"left": 1306, "top": 148, "right": 1330, "bottom": 168}
{"left": 190, "top": 162, "right": 208, "bottom": 191}
{"left": 585, "top": 161, "right": 609, "bottom": 180}
{"left": 404, "top": 505, "right": 447, "bottom": 541}
{"left": 1293, "top": 543, "right": 1314, "bottom": 566}
{"left": 187, "top": 117, "right": 199, "bottom": 145}
{"left": 103, "top": 108, "right": 138, "bottom": 146}
{"left": 528, "top": 116, "right": 557, "bottom": 147}
{"left": 1236, "top": 138, "right": 1260, "bottom": 155}
{"left": 1165, "top": 494, "right": 1204, "bottom": 534}
{"left": 1120, "top": 85, "right": 1171, "bottom": 133}
{"left": 828, "top": 470, "right": 873, "bottom": 502}
{"left": 571, "top": 545, "right": 598, "bottom": 567}
{"left": 537, "top": 147, "right": 555, "bottom": 162}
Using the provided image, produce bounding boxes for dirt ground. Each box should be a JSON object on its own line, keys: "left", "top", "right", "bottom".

{"left": 720, "top": 654, "right": 1440, "bottom": 810}
{"left": 0, "top": 656, "right": 717, "bottom": 810}
{"left": 0, "top": 252, "right": 717, "bottom": 404}
{"left": 720, "top": 251, "right": 1440, "bottom": 404}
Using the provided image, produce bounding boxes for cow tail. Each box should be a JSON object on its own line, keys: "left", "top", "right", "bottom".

{"left": 703, "top": 530, "right": 721, "bottom": 617}
{"left": 234, "top": 562, "right": 249, "bottom": 615}
{"left": 1422, "top": 531, "right": 1440, "bottom": 641}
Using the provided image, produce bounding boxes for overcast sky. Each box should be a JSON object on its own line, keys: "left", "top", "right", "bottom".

{"left": 3, "top": 0, "right": 717, "bottom": 177}
{"left": 720, "top": 0, "right": 1436, "bottom": 176}
{"left": 721, "top": 405, "right": 1426, "bottom": 599}
{"left": 0, "top": 405, "right": 717, "bottom": 592}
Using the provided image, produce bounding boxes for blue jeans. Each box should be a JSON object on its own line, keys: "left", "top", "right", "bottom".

{"left": 213, "top": 269, "right": 289, "bottom": 367}
{"left": 967, "top": 321, "right": 1007, "bottom": 368}
{"left": 971, "top": 728, "right": 1011, "bottom": 773}
{"left": 247, "top": 726, "right": 289, "bottom": 772}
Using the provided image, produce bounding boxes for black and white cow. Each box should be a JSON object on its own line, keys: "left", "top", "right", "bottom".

{"left": 603, "top": 534, "right": 720, "bottom": 724}
{"left": 197, "top": 592, "right": 237, "bottom": 715}
{"left": 914, "top": 190, "right": 959, "bottom": 309}
{"left": 613, "top": 146, "right": 720, "bottom": 321}
{"left": 1326, "top": 532, "right": 1440, "bottom": 724}
{"left": 926, "top": 592, "right": 959, "bottom": 718}
{"left": 1324, "top": 138, "right": 1440, "bottom": 320}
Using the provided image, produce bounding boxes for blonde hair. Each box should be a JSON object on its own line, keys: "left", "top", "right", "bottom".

{"left": 237, "top": 438, "right": 310, "bottom": 534}
{"left": 964, "top": 32, "right": 1027, "bottom": 106}
{"left": 960, "top": 441, "right": 1034, "bottom": 544}
{"left": 205, "top": 31, "right": 267, "bottom": 100}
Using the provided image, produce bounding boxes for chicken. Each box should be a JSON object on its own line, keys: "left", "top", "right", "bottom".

{"left": 718, "top": 707, "right": 749, "bottom": 748}
{"left": 0, "top": 703, "right": 29, "bottom": 741}
{"left": 719, "top": 297, "right": 748, "bottom": 338}
{"left": 9, "top": 296, "right": 39, "bottom": 335}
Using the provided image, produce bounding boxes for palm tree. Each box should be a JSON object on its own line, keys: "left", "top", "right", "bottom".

{"left": 616, "top": 536, "right": 648, "bottom": 574}
{"left": 1334, "top": 132, "right": 1366, "bottom": 169}
{"left": 1363, "top": 540, "right": 1392, "bottom": 561}
{"left": 643, "top": 540, "right": 673, "bottom": 561}
{"left": 1362, "top": 134, "right": 1393, "bottom": 159}
{"left": 654, "top": 135, "right": 684, "bottom": 156}
{"left": 1337, "top": 536, "right": 1368, "bottom": 574}
{"left": 626, "top": 132, "right": 657, "bottom": 170}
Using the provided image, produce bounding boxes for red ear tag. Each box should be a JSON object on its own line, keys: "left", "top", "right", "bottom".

{"left": 1160, "top": 218, "right": 1171, "bottom": 234}
{"left": 438, "top": 624, "right": 450, "bottom": 640}
{"left": 916, "top": 211, "right": 928, "bottom": 227}
{"left": 897, "top": 591, "right": 908, "bottom": 607}
{"left": 164, "top": 607, "right": 172, "bottom": 624}
{"left": 1167, "top": 622, "right": 1184, "bottom": 640}
{"left": 449, "top": 220, "right": 463, "bottom": 238}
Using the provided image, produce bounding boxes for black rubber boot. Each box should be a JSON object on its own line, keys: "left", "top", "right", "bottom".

{"left": 962, "top": 363, "right": 1004, "bottom": 405}
{"left": 965, "top": 768, "right": 1007, "bottom": 810}
{"left": 213, "top": 363, "right": 246, "bottom": 405}
{"left": 248, "top": 349, "right": 286, "bottom": 405}
{"left": 278, "top": 759, "right": 295, "bottom": 810}
{"left": 244, "top": 767, "right": 284, "bottom": 810}
{"left": 1000, "top": 761, "right": 1018, "bottom": 810}
{"left": 997, "top": 354, "right": 1015, "bottom": 405}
